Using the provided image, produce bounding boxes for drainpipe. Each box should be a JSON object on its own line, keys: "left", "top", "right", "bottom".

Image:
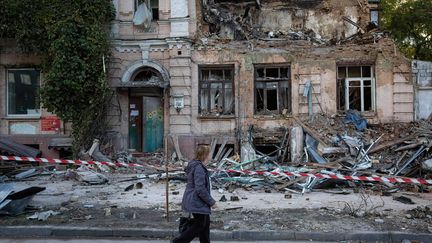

{"left": 236, "top": 62, "right": 242, "bottom": 154}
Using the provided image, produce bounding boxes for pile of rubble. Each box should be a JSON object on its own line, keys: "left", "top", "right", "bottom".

{"left": 209, "top": 111, "right": 432, "bottom": 195}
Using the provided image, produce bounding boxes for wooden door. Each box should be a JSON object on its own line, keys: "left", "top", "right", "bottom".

{"left": 143, "top": 96, "right": 164, "bottom": 152}
{"left": 128, "top": 97, "right": 143, "bottom": 151}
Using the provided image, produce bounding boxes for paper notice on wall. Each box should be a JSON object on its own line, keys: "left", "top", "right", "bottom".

{"left": 130, "top": 110, "right": 139, "bottom": 116}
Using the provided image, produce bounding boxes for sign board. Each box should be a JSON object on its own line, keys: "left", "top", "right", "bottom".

{"left": 41, "top": 116, "right": 61, "bottom": 131}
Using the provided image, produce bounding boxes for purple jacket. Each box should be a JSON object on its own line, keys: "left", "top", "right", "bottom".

{"left": 181, "top": 160, "right": 216, "bottom": 214}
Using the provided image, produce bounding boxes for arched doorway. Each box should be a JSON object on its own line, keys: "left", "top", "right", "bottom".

{"left": 121, "top": 62, "right": 169, "bottom": 153}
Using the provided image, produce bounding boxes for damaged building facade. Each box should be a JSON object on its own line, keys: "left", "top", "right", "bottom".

{"left": 108, "top": 0, "right": 415, "bottom": 159}
{"left": 0, "top": 0, "right": 418, "bottom": 160}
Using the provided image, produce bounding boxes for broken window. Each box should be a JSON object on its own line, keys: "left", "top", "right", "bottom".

{"left": 254, "top": 66, "right": 291, "bottom": 115}
{"left": 199, "top": 66, "right": 234, "bottom": 116}
{"left": 370, "top": 9, "right": 379, "bottom": 25}
{"left": 135, "top": 0, "right": 159, "bottom": 21}
{"left": 7, "top": 69, "right": 40, "bottom": 116}
{"left": 337, "top": 66, "right": 375, "bottom": 112}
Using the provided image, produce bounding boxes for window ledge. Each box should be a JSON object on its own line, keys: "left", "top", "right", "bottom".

{"left": 198, "top": 115, "right": 235, "bottom": 120}
{"left": 336, "top": 111, "right": 377, "bottom": 118}
{"left": 4, "top": 115, "right": 41, "bottom": 120}
{"left": 253, "top": 114, "right": 292, "bottom": 119}
{"left": 361, "top": 111, "right": 377, "bottom": 118}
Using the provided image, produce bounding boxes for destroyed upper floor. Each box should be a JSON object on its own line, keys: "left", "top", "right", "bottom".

{"left": 111, "top": 0, "right": 380, "bottom": 44}
{"left": 199, "top": 0, "right": 379, "bottom": 43}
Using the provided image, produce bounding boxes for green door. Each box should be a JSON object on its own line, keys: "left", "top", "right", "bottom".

{"left": 128, "top": 97, "right": 143, "bottom": 151}
{"left": 143, "top": 96, "right": 163, "bottom": 152}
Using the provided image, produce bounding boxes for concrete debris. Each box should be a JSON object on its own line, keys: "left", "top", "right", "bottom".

{"left": 206, "top": 113, "right": 432, "bottom": 195}
{"left": 199, "top": 0, "right": 384, "bottom": 45}
{"left": 0, "top": 115, "right": 431, "bottom": 221}
{"left": 67, "top": 166, "right": 109, "bottom": 185}
{"left": 14, "top": 169, "right": 39, "bottom": 180}
{"left": 407, "top": 206, "right": 432, "bottom": 219}
{"left": 421, "top": 159, "right": 432, "bottom": 172}
{"left": 125, "top": 182, "right": 143, "bottom": 192}
{"left": 393, "top": 196, "right": 415, "bottom": 205}
{"left": 27, "top": 210, "right": 60, "bottom": 221}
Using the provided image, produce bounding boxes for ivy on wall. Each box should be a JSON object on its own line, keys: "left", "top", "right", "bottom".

{"left": 0, "top": 0, "right": 115, "bottom": 156}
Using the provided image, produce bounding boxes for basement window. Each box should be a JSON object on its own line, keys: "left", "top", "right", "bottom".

{"left": 337, "top": 66, "right": 375, "bottom": 112}
{"left": 199, "top": 66, "right": 235, "bottom": 116}
{"left": 370, "top": 9, "right": 379, "bottom": 25}
{"left": 7, "top": 69, "right": 40, "bottom": 116}
{"left": 254, "top": 66, "right": 291, "bottom": 115}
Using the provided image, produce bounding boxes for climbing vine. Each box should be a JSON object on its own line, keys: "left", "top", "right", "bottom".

{"left": 0, "top": 0, "right": 115, "bottom": 156}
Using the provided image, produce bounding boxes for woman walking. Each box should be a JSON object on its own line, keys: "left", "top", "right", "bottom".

{"left": 173, "top": 145, "right": 216, "bottom": 243}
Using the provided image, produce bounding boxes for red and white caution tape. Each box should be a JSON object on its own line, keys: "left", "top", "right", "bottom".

{"left": 0, "top": 155, "right": 143, "bottom": 168}
{"left": 216, "top": 169, "right": 432, "bottom": 186}
{"left": 1, "top": 155, "right": 431, "bottom": 185}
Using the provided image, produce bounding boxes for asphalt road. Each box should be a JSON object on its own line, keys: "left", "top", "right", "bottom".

{"left": 0, "top": 239, "right": 335, "bottom": 243}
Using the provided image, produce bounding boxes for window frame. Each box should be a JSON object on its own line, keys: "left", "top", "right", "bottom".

{"left": 198, "top": 65, "right": 235, "bottom": 117}
{"left": 6, "top": 68, "right": 41, "bottom": 117}
{"left": 135, "top": 0, "right": 159, "bottom": 21}
{"left": 337, "top": 65, "right": 376, "bottom": 112}
{"left": 254, "top": 65, "right": 291, "bottom": 115}
{"left": 370, "top": 8, "right": 379, "bottom": 25}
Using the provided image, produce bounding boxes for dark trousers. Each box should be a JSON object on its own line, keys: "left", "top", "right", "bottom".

{"left": 173, "top": 213, "right": 210, "bottom": 243}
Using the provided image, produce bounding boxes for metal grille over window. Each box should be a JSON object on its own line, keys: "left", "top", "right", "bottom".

{"left": 199, "top": 66, "right": 234, "bottom": 116}
{"left": 337, "top": 65, "right": 375, "bottom": 112}
{"left": 7, "top": 69, "right": 40, "bottom": 116}
{"left": 254, "top": 66, "right": 291, "bottom": 115}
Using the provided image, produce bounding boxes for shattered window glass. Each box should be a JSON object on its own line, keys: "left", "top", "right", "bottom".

{"left": 132, "top": 67, "right": 163, "bottom": 87}
{"left": 135, "top": 0, "right": 159, "bottom": 20}
{"left": 254, "top": 66, "right": 291, "bottom": 115}
{"left": 199, "top": 66, "right": 235, "bottom": 116}
{"left": 7, "top": 69, "right": 40, "bottom": 116}
{"left": 370, "top": 9, "right": 379, "bottom": 25}
{"left": 337, "top": 66, "right": 375, "bottom": 112}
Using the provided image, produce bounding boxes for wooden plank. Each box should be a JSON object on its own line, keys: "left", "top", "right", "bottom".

{"left": 170, "top": 135, "right": 183, "bottom": 160}
{"left": 290, "top": 126, "right": 304, "bottom": 163}
{"left": 221, "top": 148, "right": 233, "bottom": 160}
{"left": 209, "top": 138, "right": 217, "bottom": 160}
{"left": 293, "top": 117, "right": 329, "bottom": 147}
{"left": 279, "top": 129, "right": 289, "bottom": 163}
{"left": 216, "top": 148, "right": 227, "bottom": 161}
{"left": 214, "top": 137, "right": 228, "bottom": 161}
{"left": 369, "top": 135, "right": 416, "bottom": 154}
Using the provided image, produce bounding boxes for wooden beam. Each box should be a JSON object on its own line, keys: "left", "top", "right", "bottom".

{"left": 368, "top": 135, "right": 416, "bottom": 154}
{"left": 293, "top": 117, "right": 329, "bottom": 147}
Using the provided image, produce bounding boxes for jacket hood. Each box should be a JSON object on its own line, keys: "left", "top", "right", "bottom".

{"left": 185, "top": 160, "right": 202, "bottom": 174}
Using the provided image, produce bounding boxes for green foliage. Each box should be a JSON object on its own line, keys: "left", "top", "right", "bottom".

{"left": 0, "top": 0, "right": 115, "bottom": 156}
{"left": 381, "top": 0, "right": 432, "bottom": 61}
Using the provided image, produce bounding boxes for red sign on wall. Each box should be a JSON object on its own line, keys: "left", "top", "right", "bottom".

{"left": 41, "top": 116, "right": 61, "bottom": 131}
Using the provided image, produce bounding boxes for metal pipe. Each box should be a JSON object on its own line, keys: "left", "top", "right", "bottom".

{"left": 395, "top": 145, "right": 426, "bottom": 176}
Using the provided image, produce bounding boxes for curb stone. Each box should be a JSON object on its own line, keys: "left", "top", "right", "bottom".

{"left": 345, "top": 231, "right": 390, "bottom": 242}
{"left": 0, "top": 226, "right": 430, "bottom": 242}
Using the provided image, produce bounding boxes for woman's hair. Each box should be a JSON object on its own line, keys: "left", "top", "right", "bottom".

{"left": 194, "top": 145, "right": 210, "bottom": 161}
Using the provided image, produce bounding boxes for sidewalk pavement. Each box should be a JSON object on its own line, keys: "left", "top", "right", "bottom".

{"left": 0, "top": 226, "right": 430, "bottom": 242}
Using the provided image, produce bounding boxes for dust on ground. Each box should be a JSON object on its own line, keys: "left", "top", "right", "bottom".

{"left": 1, "top": 173, "right": 431, "bottom": 234}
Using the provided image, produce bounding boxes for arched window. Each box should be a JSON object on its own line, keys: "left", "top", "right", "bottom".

{"left": 131, "top": 67, "right": 164, "bottom": 87}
